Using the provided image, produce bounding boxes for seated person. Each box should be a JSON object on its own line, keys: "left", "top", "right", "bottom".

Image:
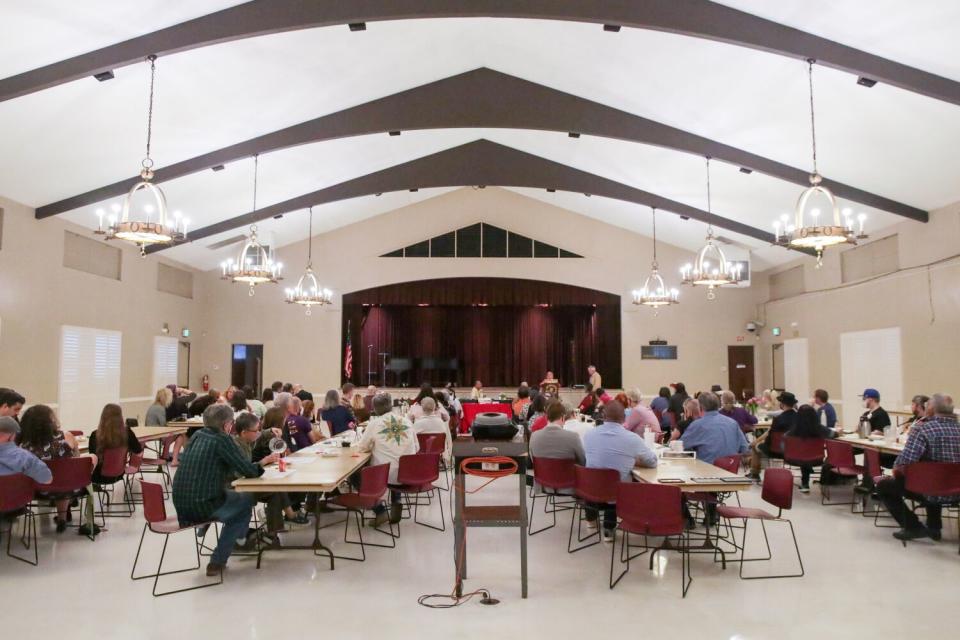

{"left": 787, "top": 404, "right": 840, "bottom": 493}
{"left": 188, "top": 390, "right": 219, "bottom": 419}
{"left": 582, "top": 401, "right": 657, "bottom": 541}
{"left": 527, "top": 394, "right": 550, "bottom": 432}
{"left": 719, "top": 390, "right": 758, "bottom": 433}
{"left": 88, "top": 403, "right": 144, "bottom": 485}
{"left": 146, "top": 387, "right": 172, "bottom": 426}
{"left": 670, "top": 398, "right": 701, "bottom": 440}
{"left": 0, "top": 416, "right": 52, "bottom": 483}
{"left": 905, "top": 394, "right": 931, "bottom": 432}
{"left": 530, "top": 401, "right": 585, "bottom": 492}
{"left": 278, "top": 394, "right": 319, "bottom": 451}
{"left": 748, "top": 391, "right": 798, "bottom": 479}
{"left": 0, "top": 388, "right": 25, "bottom": 425}
{"left": 232, "top": 412, "right": 307, "bottom": 535}
{"left": 682, "top": 392, "right": 749, "bottom": 465}
{"left": 351, "top": 392, "right": 370, "bottom": 424}
{"left": 18, "top": 404, "right": 97, "bottom": 534}
{"left": 577, "top": 384, "right": 597, "bottom": 416}
{"left": 512, "top": 386, "right": 531, "bottom": 419}
{"left": 859, "top": 388, "right": 894, "bottom": 473}
{"left": 320, "top": 389, "right": 356, "bottom": 437}
{"left": 470, "top": 380, "right": 484, "bottom": 400}
{"left": 412, "top": 397, "right": 452, "bottom": 464}
{"left": 812, "top": 389, "right": 837, "bottom": 431}
{"left": 650, "top": 387, "right": 671, "bottom": 419}
{"left": 172, "top": 405, "right": 280, "bottom": 576}
{"left": 623, "top": 388, "right": 661, "bottom": 435}
{"left": 165, "top": 385, "right": 197, "bottom": 422}
{"left": 562, "top": 401, "right": 593, "bottom": 441}
{"left": 356, "top": 393, "right": 419, "bottom": 526}
{"left": 877, "top": 394, "right": 960, "bottom": 541}
{"left": 408, "top": 385, "right": 450, "bottom": 423}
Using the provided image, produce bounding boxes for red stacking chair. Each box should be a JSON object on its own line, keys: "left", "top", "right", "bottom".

{"left": 95, "top": 446, "right": 134, "bottom": 519}
{"left": 42, "top": 457, "right": 96, "bottom": 540}
{"left": 716, "top": 468, "right": 804, "bottom": 579}
{"left": 686, "top": 455, "right": 746, "bottom": 517}
{"left": 568, "top": 465, "right": 619, "bottom": 553}
{"left": 902, "top": 462, "right": 960, "bottom": 552}
{"left": 783, "top": 437, "right": 825, "bottom": 484}
{"left": 529, "top": 457, "right": 576, "bottom": 535}
{"left": 417, "top": 432, "right": 449, "bottom": 491}
{"left": 821, "top": 439, "right": 864, "bottom": 506}
{"left": 767, "top": 431, "right": 786, "bottom": 464}
{"left": 130, "top": 481, "right": 222, "bottom": 597}
{"left": 124, "top": 453, "right": 145, "bottom": 505}
{"left": 328, "top": 463, "right": 395, "bottom": 561}
{"left": 394, "top": 453, "right": 444, "bottom": 532}
{"left": 139, "top": 434, "right": 177, "bottom": 496}
{"left": 610, "top": 482, "right": 691, "bottom": 596}
{"left": 0, "top": 474, "right": 39, "bottom": 566}
{"left": 858, "top": 448, "right": 896, "bottom": 526}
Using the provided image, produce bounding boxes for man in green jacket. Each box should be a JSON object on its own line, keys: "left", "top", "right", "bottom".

{"left": 172, "top": 404, "right": 279, "bottom": 575}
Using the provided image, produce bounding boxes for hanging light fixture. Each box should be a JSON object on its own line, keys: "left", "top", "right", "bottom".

{"left": 94, "top": 55, "right": 187, "bottom": 255}
{"left": 632, "top": 207, "right": 679, "bottom": 313}
{"left": 220, "top": 155, "right": 282, "bottom": 295}
{"left": 772, "top": 59, "right": 866, "bottom": 267}
{"left": 285, "top": 207, "right": 333, "bottom": 315}
{"left": 680, "top": 157, "right": 746, "bottom": 300}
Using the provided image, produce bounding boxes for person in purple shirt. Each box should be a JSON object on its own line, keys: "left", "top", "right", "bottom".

{"left": 719, "top": 391, "right": 758, "bottom": 434}
{"left": 623, "top": 388, "right": 661, "bottom": 435}
{"left": 277, "top": 393, "right": 317, "bottom": 451}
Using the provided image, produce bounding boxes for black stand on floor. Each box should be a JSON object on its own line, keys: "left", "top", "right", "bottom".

{"left": 452, "top": 435, "right": 529, "bottom": 599}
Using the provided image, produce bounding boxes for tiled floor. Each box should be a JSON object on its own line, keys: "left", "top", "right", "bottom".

{"left": 2, "top": 473, "right": 958, "bottom": 640}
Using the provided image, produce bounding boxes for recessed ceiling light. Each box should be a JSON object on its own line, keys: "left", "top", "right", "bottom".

{"left": 680, "top": 215, "right": 690, "bottom": 221}
{"left": 603, "top": 24, "right": 621, "bottom": 32}
{"left": 388, "top": 130, "right": 401, "bottom": 136}
{"left": 409, "top": 188, "right": 419, "bottom": 192}
{"left": 211, "top": 164, "right": 225, "bottom": 172}
{"left": 348, "top": 22, "right": 366, "bottom": 32}
{"left": 546, "top": 188, "right": 556, "bottom": 193}
{"left": 857, "top": 76, "right": 877, "bottom": 88}
{"left": 273, "top": 214, "right": 283, "bottom": 219}
{"left": 739, "top": 167, "right": 753, "bottom": 174}
{"left": 568, "top": 132, "right": 581, "bottom": 138}
{"left": 93, "top": 70, "right": 115, "bottom": 82}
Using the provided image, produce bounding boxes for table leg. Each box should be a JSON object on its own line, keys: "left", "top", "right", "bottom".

{"left": 255, "top": 491, "right": 335, "bottom": 571}
{"left": 519, "top": 463, "right": 528, "bottom": 599}
{"left": 454, "top": 466, "right": 466, "bottom": 596}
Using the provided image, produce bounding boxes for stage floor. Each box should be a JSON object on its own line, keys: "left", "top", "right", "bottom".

{"left": 371, "top": 387, "right": 616, "bottom": 405}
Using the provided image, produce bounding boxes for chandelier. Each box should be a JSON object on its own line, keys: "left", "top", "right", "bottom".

{"left": 681, "top": 157, "right": 745, "bottom": 300}
{"left": 632, "top": 207, "right": 679, "bottom": 313}
{"left": 220, "top": 155, "right": 282, "bottom": 295}
{"left": 94, "top": 55, "right": 186, "bottom": 255}
{"left": 285, "top": 207, "right": 333, "bottom": 315}
{"left": 772, "top": 59, "right": 866, "bottom": 267}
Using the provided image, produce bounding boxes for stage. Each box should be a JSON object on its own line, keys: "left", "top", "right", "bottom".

{"left": 365, "top": 387, "right": 616, "bottom": 406}
{"left": 341, "top": 277, "right": 623, "bottom": 390}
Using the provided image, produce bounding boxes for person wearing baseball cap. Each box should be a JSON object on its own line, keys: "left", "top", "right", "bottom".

{"left": 859, "top": 388, "right": 891, "bottom": 435}
{"left": 747, "top": 390, "right": 799, "bottom": 480}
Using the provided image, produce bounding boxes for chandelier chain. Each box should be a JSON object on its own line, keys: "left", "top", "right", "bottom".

{"left": 307, "top": 206, "right": 314, "bottom": 264}
{"left": 807, "top": 58, "right": 818, "bottom": 176}
{"left": 651, "top": 207, "right": 658, "bottom": 264}
{"left": 705, "top": 156, "right": 714, "bottom": 235}
{"left": 252, "top": 154, "right": 259, "bottom": 212}
{"left": 143, "top": 55, "right": 157, "bottom": 170}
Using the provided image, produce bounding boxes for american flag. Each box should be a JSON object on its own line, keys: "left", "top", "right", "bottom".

{"left": 344, "top": 321, "right": 353, "bottom": 380}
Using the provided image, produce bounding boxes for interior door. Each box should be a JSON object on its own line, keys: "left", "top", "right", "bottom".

{"left": 726, "top": 345, "right": 756, "bottom": 399}
{"left": 772, "top": 343, "right": 785, "bottom": 390}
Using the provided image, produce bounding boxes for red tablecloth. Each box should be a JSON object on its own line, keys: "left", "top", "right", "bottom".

{"left": 460, "top": 402, "right": 512, "bottom": 433}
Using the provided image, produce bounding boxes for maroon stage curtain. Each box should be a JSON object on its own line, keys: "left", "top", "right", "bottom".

{"left": 345, "top": 303, "right": 620, "bottom": 389}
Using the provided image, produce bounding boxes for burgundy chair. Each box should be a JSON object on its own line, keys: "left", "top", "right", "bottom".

{"left": 529, "top": 457, "right": 576, "bottom": 535}
{"left": 610, "top": 482, "right": 691, "bottom": 596}
{"left": 858, "top": 447, "right": 896, "bottom": 526}
{"left": 130, "top": 481, "right": 222, "bottom": 597}
{"left": 902, "top": 462, "right": 960, "bottom": 552}
{"left": 42, "top": 457, "right": 96, "bottom": 540}
{"left": 417, "top": 432, "right": 450, "bottom": 491}
{"left": 568, "top": 465, "right": 619, "bottom": 553}
{"left": 0, "top": 474, "right": 39, "bottom": 566}
{"left": 783, "top": 437, "right": 825, "bottom": 484}
{"left": 767, "top": 431, "right": 786, "bottom": 462}
{"left": 821, "top": 439, "right": 864, "bottom": 506}
{"left": 124, "top": 453, "right": 145, "bottom": 505}
{"left": 716, "top": 468, "right": 804, "bottom": 579}
{"left": 328, "top": 463, "right": 395, "bottom": 561}
{"left": 95, "top": 446, "right": 135, "bottom": 519}
{"left": 139, "top": 434, "right": 177, "bottom": 496}
{"left": 394, "top": 453, "right": 444, "bottom": 532}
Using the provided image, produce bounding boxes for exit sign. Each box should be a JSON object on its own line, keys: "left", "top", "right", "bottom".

{"left": 772, "top": 327, "right": 781, "bottom": 336}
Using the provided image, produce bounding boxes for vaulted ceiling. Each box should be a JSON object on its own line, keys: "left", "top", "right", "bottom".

{"left": 2, "top": 1, "right": 958, "bottom": 271}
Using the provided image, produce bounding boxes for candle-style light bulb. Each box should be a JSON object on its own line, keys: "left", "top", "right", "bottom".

{"left": 96, "top": 208, "right": 104, "bottom": 231}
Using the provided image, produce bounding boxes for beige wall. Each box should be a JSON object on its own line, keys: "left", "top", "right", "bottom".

{"left": 752, "top": 201, "right": 960, "bottom": 423}
{"left": 195, "top": 187, "right": 759, "bottom": 398}
{"left": 0, "top": 196, "right": 205, "bottom": 427}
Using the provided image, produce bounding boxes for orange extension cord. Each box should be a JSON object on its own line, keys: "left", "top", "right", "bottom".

{"left": 417, "top": 456, "right": 519, "bottom": 609}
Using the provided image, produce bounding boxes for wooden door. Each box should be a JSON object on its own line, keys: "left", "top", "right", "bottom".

{"left": 727, "top": 345, "right": 756, "bottom": 399}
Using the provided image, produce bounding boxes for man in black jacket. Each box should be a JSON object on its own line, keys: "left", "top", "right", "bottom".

{"left": 748, "top": 391, "right": 798, "bottom": 479}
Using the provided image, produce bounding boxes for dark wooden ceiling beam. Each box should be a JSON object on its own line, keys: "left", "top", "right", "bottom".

{"left": 3, "top": 0, "right": 959, "bottom": 107}
{"left": 146, "top": 139, "right": 810, "bottom": 257}
{"left": 36, "top": 68, "right": 927, "bottom": 222}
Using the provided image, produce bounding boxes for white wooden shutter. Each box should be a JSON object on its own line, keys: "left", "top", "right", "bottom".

{"left": 783, "top": 338, "right": 810, "bottom": 403}
{"left": 58, "top": 325, "right": 121, "bottom": 430}
{"left": 152, "top": 336, "right": 179, "bottom": 393}
{"left": 841, "top": 328, "right": 903, "bottom": 426}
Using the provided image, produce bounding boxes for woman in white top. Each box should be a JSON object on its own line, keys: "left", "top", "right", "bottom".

{"left": 408, "top": 386, "right": 450, "bottom": 423}
{"left": 561, "top": 402, "right": 593, "bottom": 441}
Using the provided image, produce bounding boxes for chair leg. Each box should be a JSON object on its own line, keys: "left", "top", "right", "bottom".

{"left": 5, "top": 510, "right": 39, "bottom": 566}
{"left": 144, "top": 529, "right": 224, "bottom": 597}
{"left": 738, "top": 518, "right": 804, "bottom": 580}
{"left": 410, "top": 488, "right": 446, "bottom": 532}
{"left": 609, "top": 528, "right": 629, "bottom": 589}
{"left": 567, "top": 501, "right": 601, "bottom": 553}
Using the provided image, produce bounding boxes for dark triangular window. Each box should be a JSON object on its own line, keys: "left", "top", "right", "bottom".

{"left": 381, "top": 222, "right": 582, "bottom": 258}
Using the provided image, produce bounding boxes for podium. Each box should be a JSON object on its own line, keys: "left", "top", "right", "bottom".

{"left": 540, "top": 379, "right": 560, "bottom": 397}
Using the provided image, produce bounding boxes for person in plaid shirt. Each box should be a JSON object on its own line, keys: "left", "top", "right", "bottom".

{"left": 877, "top": 394, "right": 960, "bottom": 541}
{"left": 172, "top": 404, "right": 280, "bottom": 575}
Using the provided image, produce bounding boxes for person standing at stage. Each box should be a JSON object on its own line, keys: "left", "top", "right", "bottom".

{"left": 587, "top": 365, "right": 601, "bottom": 390}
